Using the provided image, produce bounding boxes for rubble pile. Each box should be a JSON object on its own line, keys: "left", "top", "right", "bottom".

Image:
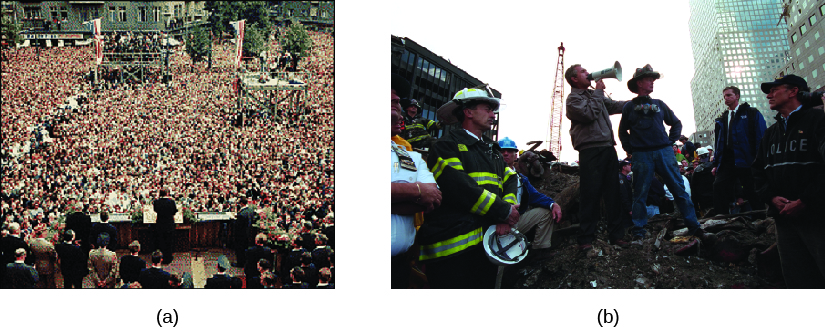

{"left": 503, "top": 163, "right": 783, "bottom": 289}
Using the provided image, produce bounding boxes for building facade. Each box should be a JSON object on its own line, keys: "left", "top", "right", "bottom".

{"left": 776, "top": 0, "right": 825, "bottom": 92}
{"left": 6, "top": 1, "right": 206, "bottom": 35}
{"left": 392, "top": 36, "right": 502, "bottom": 141}
{"left": 689, "top": 0, "right": 790, "bottom": 142}
{"left": 269, "top": 1, "right": 333, "bottom": 31}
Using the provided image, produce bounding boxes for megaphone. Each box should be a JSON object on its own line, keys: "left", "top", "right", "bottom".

{"left": 587, "top": 61, "right": 622, "bottom": 81}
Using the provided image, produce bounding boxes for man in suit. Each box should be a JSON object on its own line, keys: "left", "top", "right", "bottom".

{"left": 64, "top": 208, "right": 93, "bottom": 255}
{"left": 90, "top": 211, "right": 118, "bottom": 250}
{"left": 119, "top": 240, "right": 146, "bottom": 285}
{"left": 244, "top": 233, "right": 275, "bottom": 279}
{"left": 138, "top": 250, "right": 171, "bottom": 289}
{"left": 153, "top": 189, "right": 177, "bottom": 264}
{"left": 311, "top": 234, "right": 332, "bottom": 269}
{"left": 205, "top": 255, "right": 233, "bottom": 289}
{"left": 710, "top": 86, "right": 767, "bottom": 216}
{"left": 299, "top": 251, "right": 319, "bottom": 287}
{"left": 87, "top": 232, "right": 118, "bottom": 288}
{"left": 1, "top": 222, "right": 32, "bottom": 284}
{"left": 233, "top": 198, "right": 255, "bottom": 267}
{"left": 3, "top": 248, "right": 38, "bottom": 288}
{"left": 54, "top": 229, "right": 87, "bottom": 288}
{"left": 28, "top": 224, "right": 57, "bottom": 288}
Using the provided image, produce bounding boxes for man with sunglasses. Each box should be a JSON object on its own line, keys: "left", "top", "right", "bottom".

{"left": 752, "top": 74, "right": 825, "bottom": 288}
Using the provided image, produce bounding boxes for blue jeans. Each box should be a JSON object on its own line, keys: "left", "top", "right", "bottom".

{"left": 631, "top": 146, "right": 701, "bottom": 237}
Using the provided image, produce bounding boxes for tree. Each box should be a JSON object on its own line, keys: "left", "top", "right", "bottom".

{"left": 241, "top": 22, "right": 266, "bottom": 60}
{"left": 206, "top": 1, "right": 271, "bottom": 41}
{"left": 1, "top": 14, "right": 23, "bottom": 51}
{"left": 281, "top": 19, "right": 312, "bottom": 69}
{"left": 184, "top": 25, "right": 211, "bottom": 64}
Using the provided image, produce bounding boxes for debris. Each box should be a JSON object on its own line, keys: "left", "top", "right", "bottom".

{"left": 590, "top": 280, "right": 597, "bottom": 288}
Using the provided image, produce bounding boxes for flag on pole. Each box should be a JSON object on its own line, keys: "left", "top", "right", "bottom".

{"left": 230, "top": 20, "right": 245, "bottom": 68}
{"left": 95, "top": 38, "right": 104, "bottom": 65}
{"left": 91, "top": 18, "right": 102, "bottom": 38}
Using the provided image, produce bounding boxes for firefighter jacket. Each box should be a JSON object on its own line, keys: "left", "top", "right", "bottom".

{"left": 418, "top": 129, "right": 518, "bottom": 262}
{"left": 752, "top": 104, "right": 825, "bottom": 218}
{"left": 403, "top": 113, "right": 440, "bottom": 147}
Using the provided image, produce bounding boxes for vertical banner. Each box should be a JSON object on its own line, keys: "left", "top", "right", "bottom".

{"left": 230, "top": 20, "right": 245, "bottom": 68}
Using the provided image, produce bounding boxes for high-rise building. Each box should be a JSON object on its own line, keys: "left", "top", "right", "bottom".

{"left": 776, "top": 1, "right": 825, "bottom": 92}
{"left": 689, "top": 0, "right": 790, "bottom": 140}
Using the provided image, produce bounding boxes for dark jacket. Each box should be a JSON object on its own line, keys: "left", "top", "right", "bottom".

{"left": 713, "top": 102, "right": 767, "bottom": 169}
{"left": 90, "top": 222, "right": 118, "bottom": 249}
{"left": 64, "top": 212, "right": 92, "bottom": 250}
{"left": 619, "top": 173, "right": 633, "bottom": 214}
{"left": 55, "top": 242, "right": 88, "bottom": 279}
{"left": 752, "top": 105, "right": 825, "bottom": 217}
{"left": 418, "top": 129, "right": 518, "bottom": 262}
{"left": 244, "top": 245, "right": 274, "bottom": 279}
{"left": 139, "top": 267, "right": 171, "bottom": 289}
{"left": 646, "top": 177, "right": 665, "bottom": 208}
{"left": 205, "top": 273, "right": 232, "bottom": 289}
{"left": 119, "top": 254, "right": 147, "bottom": 284}
{"left": 618, "top": 97, "right": 682, "bottom": 155}
{"left": 681, "top": 140, "right": 696, "bottom": 162}
{"left": 3, "top": 262, "right": 38, "bottom": 288}
{"left": 153, "top": 198, "right": 177, "bottom": 230}
{"left": 514, "top": 171, "right": 556, "bottom": 214}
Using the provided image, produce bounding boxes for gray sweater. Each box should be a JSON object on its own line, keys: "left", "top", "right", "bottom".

{"left": 565, "top": 88, "right": 628, "bottom": 151}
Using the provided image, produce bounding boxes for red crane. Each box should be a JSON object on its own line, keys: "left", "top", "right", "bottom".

{"left": 546, "top": 42, "right": 565, "bottom": 157}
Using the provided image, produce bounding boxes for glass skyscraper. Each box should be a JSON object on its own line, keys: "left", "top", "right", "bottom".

{"left": 689, "top": 0, "right": 789, "bottom": 135}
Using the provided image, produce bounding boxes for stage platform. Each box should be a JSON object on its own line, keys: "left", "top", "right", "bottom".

{"left": 239, "top": 72, "right": 308, "bottom": 91}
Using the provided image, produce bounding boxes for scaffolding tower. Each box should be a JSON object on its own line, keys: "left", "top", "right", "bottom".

{"left": 546, "top": 42, "right": 565, "bottom": 157}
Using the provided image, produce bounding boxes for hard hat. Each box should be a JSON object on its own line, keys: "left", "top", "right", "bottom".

{"left": 498, "top": 137, "right": 518, "bottom": 150}
{"left": 436, "top": 87, "right": 500, "bottom": 124}
{"left": 697, "top": 147, "right": 709, "bottom": 156}
{"left": 482, "top": 226, "right": 530, "bottom": 266}
{"left": 407, "top": 99, "right": 422, "bottom": 108}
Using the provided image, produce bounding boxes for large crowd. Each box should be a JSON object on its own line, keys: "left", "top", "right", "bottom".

{"left": 1, "top": 28, "right": 334, "bottom": 288}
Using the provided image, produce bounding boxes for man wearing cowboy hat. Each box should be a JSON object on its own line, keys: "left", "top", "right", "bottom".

{"left": 416, "top": 87, "right": 519, "bottom": 288}
{"left": 618, "top": 64, "right": 714, "bottom": 244}
{"left": 564, "top": 64, "right": 631, "bottom": 251}
{"left": 752, "top": 74, "right": 825, "bottom": 288}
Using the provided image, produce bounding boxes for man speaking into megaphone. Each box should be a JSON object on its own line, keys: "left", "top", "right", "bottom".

{"left": 564, "top": 64, "right": 632, "bottom": 252}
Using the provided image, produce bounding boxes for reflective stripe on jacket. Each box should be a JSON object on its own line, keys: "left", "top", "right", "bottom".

{"left": 418, "top": 129, "right": 517, "bottom": 262}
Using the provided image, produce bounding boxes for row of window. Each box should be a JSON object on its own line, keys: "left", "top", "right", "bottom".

{"left": 790, "top": 4, "right": 824, "bottom": 43}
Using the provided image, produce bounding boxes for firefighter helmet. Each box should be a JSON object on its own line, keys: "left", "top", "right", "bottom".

{"left": 482, "top": 225, "right": 530, "bottom": 266}
{"left": 437, "top": 87, "right": 500, "bottom": 124}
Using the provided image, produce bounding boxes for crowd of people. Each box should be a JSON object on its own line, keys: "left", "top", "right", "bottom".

{"left": 1, "top": 27, "right": 334, "bottom": 288}
{"left": 390, "top": 54, "right": 825, "bottom": 289}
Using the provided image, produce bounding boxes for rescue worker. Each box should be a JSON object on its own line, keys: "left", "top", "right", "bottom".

{"left": 499, "top": 137, "right": 562, "bottom": 261}
{"left": 418, "top": 87, "right": 519, "bottom": 288}
{"left": 400, "top": 98, "right": 441, "bottom": 149}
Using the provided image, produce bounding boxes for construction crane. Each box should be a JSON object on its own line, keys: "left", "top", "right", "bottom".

{"left": 546, "top": 42, "right": 565, "bottom": 157}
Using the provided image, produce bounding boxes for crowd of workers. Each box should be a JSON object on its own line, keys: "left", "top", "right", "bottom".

{"left": 391, "top": 54, "right": 825, "bottom": 289}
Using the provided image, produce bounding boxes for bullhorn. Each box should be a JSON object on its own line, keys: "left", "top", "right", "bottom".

{"left": 587, "top": 61, "right": 622, "bottom": 81}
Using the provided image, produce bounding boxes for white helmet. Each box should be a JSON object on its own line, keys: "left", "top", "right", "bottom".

{"left": 436, "top": 87, "right": 500, "bottom": 124}
{"left": 482, "top": 225, "right": 530, "bottom": 266}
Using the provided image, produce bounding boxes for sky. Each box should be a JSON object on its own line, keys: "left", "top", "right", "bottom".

{"left": 391, "top": 0, "right": 697, "bottom": 162}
